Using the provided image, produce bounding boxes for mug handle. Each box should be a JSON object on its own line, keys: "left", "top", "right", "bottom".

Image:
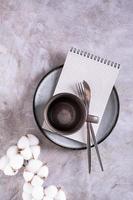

{"left": 86, "top": 114, "right": 99, "bottom": 124}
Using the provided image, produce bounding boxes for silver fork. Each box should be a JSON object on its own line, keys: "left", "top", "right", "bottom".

{"left": 77, "top": 82, "right": 91, "bottom": 173}
{"left": 77, "top": 82, "right": 104, "bottom": 172}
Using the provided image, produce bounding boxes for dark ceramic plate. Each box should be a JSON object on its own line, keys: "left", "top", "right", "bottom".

{"left": 33, "top": 66, "right": 120, "bottom": 150}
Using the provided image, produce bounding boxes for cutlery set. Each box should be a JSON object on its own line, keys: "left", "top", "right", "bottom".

{"left": 77, "top": 81, "right": 103, "bottom": 173}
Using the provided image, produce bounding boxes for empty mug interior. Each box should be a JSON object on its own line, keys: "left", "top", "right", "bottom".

{"left": 47, "top": 93, "right": 86, "bottom": 134}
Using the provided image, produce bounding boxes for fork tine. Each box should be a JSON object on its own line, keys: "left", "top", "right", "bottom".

{"left": 80, "top": 83, "right": 84, "bottom": 99}
{"left": 78, "top": 82, "right": 83, "bottom": 100}
{"left": 76, "top": 83, "right": 81, "bottom": 97}
{"left": 79, "top": 83, "right": 83, "bottom": 97}
{"left": 80, "top": 82, "right": 86, "bottom": 106}
{"left": 77, "top": 82, "right": 87, "bottom": 106}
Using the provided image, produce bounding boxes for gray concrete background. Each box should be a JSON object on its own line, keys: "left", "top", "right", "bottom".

{"left": 0, "top": 0, "right": 133, "bottom": 199}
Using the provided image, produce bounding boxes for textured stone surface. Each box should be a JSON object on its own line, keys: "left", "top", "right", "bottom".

{"left": 0, "top": 0, "right": 133, "bottom": 199}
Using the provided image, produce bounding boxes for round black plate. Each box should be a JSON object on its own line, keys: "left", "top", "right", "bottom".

{"left": 33, "top": 66, "right": 120, "bottom": 150}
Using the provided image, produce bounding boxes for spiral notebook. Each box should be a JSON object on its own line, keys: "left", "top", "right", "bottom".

{"left": 43, "top": 47, "right": 120, "bottom": 144}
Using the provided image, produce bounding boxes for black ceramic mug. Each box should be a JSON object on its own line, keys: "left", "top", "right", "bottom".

{"left": 43, "top": 93, "right": 99, "bottom": 135}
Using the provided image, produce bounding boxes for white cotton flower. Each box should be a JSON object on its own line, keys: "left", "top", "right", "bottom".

{"left": 37, "top": 165, "right": 49, "bottom": 179}
{"left": 17, "top": 136, "right": 29, "bottom": 149}
{"left": 23, "top": 182, "right": 33, "bottom": 194}
{"left": 4, "top": 164, "right": 18, "bottom": 176}
{"left": 31, "top": 175, "right": 43, "bottom": 186}
{"left": 0, "top": 155, "right": 9, "bottom": 170}
{"left": 43, "top": 196, "right": 53, "bottom": 200}
{"left": 23, "top": 170, "right": 34, "bottom": 182}
{"left": 22, "top": 192, "right": 32, "bottom": 200}
{"left": 26, "top": 159, "right": 43, "bottom": 173}
{"left": 21, "top": 148, "right": 33, "bottom": 160}
{"left": 44, "top": 185, "right": 58, "bottom": 198}
{"left": 6, "top": 145, "right": 18, "bottom": 159}
{"left": 32, "top": 185, "right": 44, "bottom": 200}
{"left": 10, "top": 154, "right": 24, "bottom": 170}
{"left": 27, "top": 134, "right": 39, "bottom": 146}
{"left": 30, "top": 145, "right": 40, "bottom": 159}
{"left": 54, "top": 189, "right": 66, "bottom": 200}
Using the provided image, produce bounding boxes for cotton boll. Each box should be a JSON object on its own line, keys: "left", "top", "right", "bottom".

{"left": 32, "top": 186, "right": 44, "bottom": 200}
{"left": 23, "top": 170, "right": 34, "bottom": 182}
{"left": 31, "top": 175, "right": 43, "bottom": 186}
{"left": 6, "top": 145, "right": 18, "bottom": 159}
{"left": 30, "top": 145, "right": 40, "bottom": 159}
{"left": 0, "top": 155, "right": 9, "bottom": 170}
{"left": 10, "top": 154, "right": 24, "bottom": 170}
{"left": 26, "top": 159, "right": 43, "bottom": 173}
{"left": 4, "top": 164, "right": 18, "bottom": 176}
{"left": 17, "top": 136, "right": 29, "bottom": 149}
{"left": 43, "top": 196, "right": 53, "bottom": 200}
{"left": 37, "top": 165, "right": 49, "bottom": 178}
{"left": 21, "top": 148, "right": 33, "bottom": 160}
{"left": 27, "top": 134, "right": 39, "bottom": 146}
{"left": 54, "top": 189, "right": 66, "bottom": 200}
{"left": 44, "top": 185, "right": 58, "bottom": 198}
{"left": 22, "top": 192, "right": 32, "bottom": 200}
{"left": 23, "top": 182, "right": 33, "bottom": 194}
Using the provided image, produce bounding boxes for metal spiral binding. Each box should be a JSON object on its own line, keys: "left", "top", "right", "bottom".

{"left": 70, "top": 47, "right": 120, "bottom": 69}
